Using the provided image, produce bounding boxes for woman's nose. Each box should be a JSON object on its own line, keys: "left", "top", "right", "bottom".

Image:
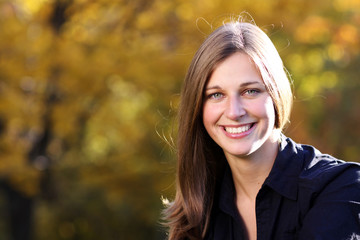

{"left": 225, "top": 95, "right": 246, "bottom": 120}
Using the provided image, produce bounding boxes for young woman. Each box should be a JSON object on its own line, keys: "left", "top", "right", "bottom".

{"left": 163, "top": 19, "right": 360, "bottom": 240}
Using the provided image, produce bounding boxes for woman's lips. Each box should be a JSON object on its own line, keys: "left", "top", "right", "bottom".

{"left": 222, "top": 123, "right": 256, "bottom": 138}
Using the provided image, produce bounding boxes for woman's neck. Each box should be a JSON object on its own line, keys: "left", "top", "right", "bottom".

{"left": 226, "top": 131, "right": 280, "bottom": 200}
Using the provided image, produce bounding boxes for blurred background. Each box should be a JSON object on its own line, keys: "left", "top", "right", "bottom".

{"left": 0, "top": 0, "right": 359, "bottom": 239}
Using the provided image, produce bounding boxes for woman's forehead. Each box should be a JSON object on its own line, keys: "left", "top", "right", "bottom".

{"left": 205, "top": 52, "right": 264, "bottom": 88}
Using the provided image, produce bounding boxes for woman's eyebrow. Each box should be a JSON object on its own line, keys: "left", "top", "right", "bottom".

{"left": 205, "top": 81, "right": 263, "bottom": 91}
{"left": 205, "top": 85, "right": 222, "bottom": 91}
{"left": 239, "top": 81, "right": 263, "bottom": 87}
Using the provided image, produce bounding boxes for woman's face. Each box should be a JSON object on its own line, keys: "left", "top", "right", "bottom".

{"left": 202, "top": 52, "right": 277, "bottom": 160}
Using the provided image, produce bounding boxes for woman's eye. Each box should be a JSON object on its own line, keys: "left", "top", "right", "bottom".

{"left": 209, "top": 92, "right": 223, "bottom": 99}
{"left": 244, "top": 89, "right": 260, "bottom": 96}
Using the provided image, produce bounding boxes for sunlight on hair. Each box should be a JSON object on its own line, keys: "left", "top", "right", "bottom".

{"left": 195, "top": 17, "right": 213, "bottom": 35}
{"left": 161, "top": 195, "right": 170, "bottom": 207}
{"left": 226, "top": 11, "right": 256, "bottom": 26}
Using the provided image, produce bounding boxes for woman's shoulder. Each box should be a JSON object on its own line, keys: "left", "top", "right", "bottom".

{"left": 302, "top": 151, "right": 359, "bottom": 178}
{"left": 300, "top": 149, "right": 359, "bottom": 183}
{"left": 287, "top": 138, "right": 360, "bottom": 199}
{"left": 286, "top": 140, "right": 360, "bottom": 238}
{"left": 280, "top": 136, "right": 360, "bottom": 193}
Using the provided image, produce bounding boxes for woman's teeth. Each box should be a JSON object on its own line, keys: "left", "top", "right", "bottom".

{"left": 225, "top": 124, "right": 252, "bottom": 134}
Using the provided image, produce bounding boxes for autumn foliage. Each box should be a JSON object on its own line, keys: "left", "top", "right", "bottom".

{"left": 0, "top": 0, "right": 358, "bottom": 239}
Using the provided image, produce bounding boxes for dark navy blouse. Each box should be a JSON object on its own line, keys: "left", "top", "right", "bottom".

{"left": 205, "top": 136, "right": 360, "bottom": 240}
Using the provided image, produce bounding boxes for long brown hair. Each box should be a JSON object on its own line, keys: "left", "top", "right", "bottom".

{"left": 163, "top": 19, "right": 293, "bottom": 240}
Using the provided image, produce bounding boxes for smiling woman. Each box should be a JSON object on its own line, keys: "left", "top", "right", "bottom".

{"left": 162, "top": 16, "right": 360, "bottom": 240}
{"left": 203, "top": 52, "right": 277, "bottom": 164}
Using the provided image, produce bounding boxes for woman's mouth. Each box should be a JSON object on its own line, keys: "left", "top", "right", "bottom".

{"left": 224, "top": 123, "right": 255, "bottom": 134}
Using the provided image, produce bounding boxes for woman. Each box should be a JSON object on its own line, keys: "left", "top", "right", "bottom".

{"left": 163, "top": 19, "right": 360, "bottom": 240}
